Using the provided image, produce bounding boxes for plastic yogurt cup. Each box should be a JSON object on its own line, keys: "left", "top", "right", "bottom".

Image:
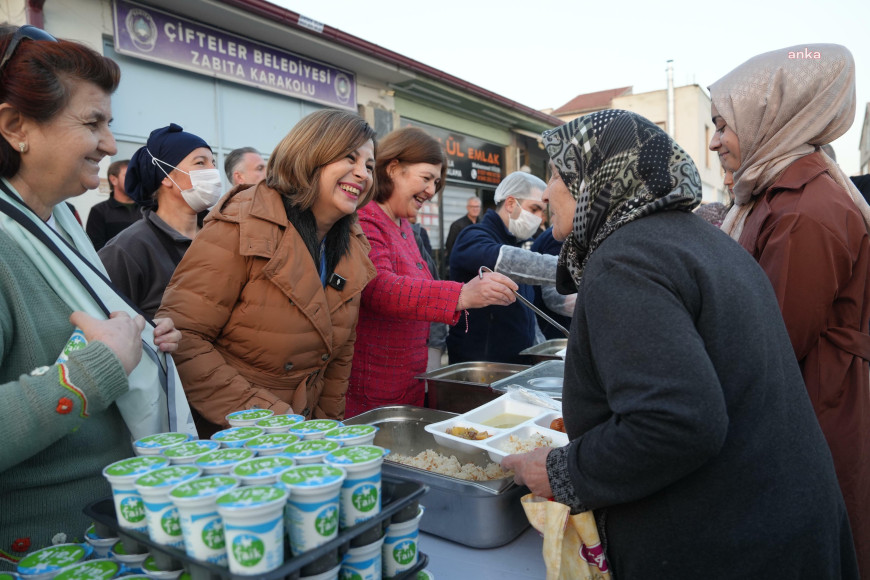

{"left": 340, "top": 535, "right": 384, "bottom": 580}
{"left": 383, "top": 505, "right": 425, "bottom": 577}
{"left": 17, "top": 544, "right": 93, "bottom": 580}
{"left": 298, "top": 563, "right": 341, "bottom": 580}
{"left": 323, "top": 445, "right": 386, "bottom": 528}
{"left": 141, "top": 555, "right": 184, "bottom": 580}
{"left": 84, "top": 524, "right": 118, "bottom": 558}
{"left": 161, "top": 440, "right": 221, "bottom": 465}
{"left": 280, "top": 440, "right": 342, "bottom": 465}
{"left": 231, "top": 456, "right": 295, "bottom": 486}
{"left": 0, "top": 573, "right": 21, "bottom": 580}
{"left": 108, "top": 541, "right": 148, "bottom": 572}
{"left": 134, "top": 465, "right": 202, "bottom": 548}
{"left": 287, "top": 419, "right": 343, "bottom": 440}
{"left": 52, "top": 559, "right": 123, "bottom": 580}
{"left": 216, "top": 486, "right": 289, "bottom": 575}
{"left": 256, "top": 414, "right": 305, "bottom": 433}
{"left": 226, "top": 409, "right": 274, "bottom": 427}
{"left": 132, "top": 432, "right": 192, "bottom": 456}
{"left": 102, "top": 456, "right": 170, "bottom": 532}
{"left": 211, "top": 426, "right": 265, "bottom": 449}
{"left": 243, "top": 433, "right": 300, "bottom": 456}
{"left": 416, "top": 570, "right": 435, "bottom": 580}
{"left": 195, "top": 448, "right": 255, "bottom": 475}
{"left": 278, "top": 465, "right": 345, "bottom": 555}
{"left": 169, "top": 475, "right": 241, "bottom": 567}
{"left": 323, "top": 425, "right": 378, "bottom": 447}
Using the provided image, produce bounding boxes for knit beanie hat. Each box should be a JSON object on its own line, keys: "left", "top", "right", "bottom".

{"left": 125, "top": 123, "right": 210, "bottom": 207}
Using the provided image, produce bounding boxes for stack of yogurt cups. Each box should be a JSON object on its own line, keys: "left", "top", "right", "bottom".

{"left": 87, "top": 411, "right": 428, "bottom": 579}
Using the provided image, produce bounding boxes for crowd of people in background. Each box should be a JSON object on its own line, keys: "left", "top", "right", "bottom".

{"left": 1, "top": 23, "right": 869, "bottom": 578}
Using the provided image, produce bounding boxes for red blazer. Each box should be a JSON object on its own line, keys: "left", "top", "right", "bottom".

{"left": 346, "top": 203, "right": 462, "bottom": 416}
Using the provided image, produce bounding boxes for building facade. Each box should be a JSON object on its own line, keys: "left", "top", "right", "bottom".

{"left": 2, "top": 0, "right": 559, "bottom": 266}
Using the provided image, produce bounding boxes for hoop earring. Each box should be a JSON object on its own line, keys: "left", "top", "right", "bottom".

{"left": 18, "top": 142, "right": 26, "bottom": 153}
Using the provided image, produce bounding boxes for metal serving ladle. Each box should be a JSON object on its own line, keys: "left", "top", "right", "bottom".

{"left": 479, "top": 266, "right": 570, "bottom": 338}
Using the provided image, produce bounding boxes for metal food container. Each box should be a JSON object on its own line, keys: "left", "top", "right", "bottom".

{"left": 344, "top": 405, "right": 530, "bottom": 548}
{"left": 417, "top": 362, "right": 529, "bottom": 414}
{"left": 518, "top": 338, "right": 568, "bottom": 363}
{"left": 492, "top": 360, "right": 565, "bottom": 400}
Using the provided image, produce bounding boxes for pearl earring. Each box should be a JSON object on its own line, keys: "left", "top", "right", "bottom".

{"left": 18, "top": 142, "right": 26, "bottom": 153}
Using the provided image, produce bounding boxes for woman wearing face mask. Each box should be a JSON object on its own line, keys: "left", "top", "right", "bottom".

{"left": 158, "top": 110, "right": 379, "bottom": 435}
{"left": 99, "top": 123, "right": 220, "bottom": 318}
{"left": 345, "top": 127, "right": 518, "bottom": 417}
{"left": 447, "top": 171, "right": 548, "bottom": 365}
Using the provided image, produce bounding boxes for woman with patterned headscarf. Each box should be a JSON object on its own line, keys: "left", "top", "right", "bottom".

{"left": 503, "top": 110, "right": 857, "bottom": 578}
{"left": 709, "top": 44, "right": 870, "bottom": 574}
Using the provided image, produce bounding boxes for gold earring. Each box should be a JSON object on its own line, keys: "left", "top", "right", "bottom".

{"left": 18, "top": 142, "right": 26, "bottom": 153}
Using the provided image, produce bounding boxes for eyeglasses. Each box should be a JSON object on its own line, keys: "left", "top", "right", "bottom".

{"left": 0, "top": 25, "right": 58, "bottom": 73}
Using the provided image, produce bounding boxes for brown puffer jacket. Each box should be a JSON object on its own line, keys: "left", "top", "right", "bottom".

{"left": 157, "top": 183, "right": 376, "bottom": 433}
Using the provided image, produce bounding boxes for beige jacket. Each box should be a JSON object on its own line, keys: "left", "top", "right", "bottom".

{"left": 158, "top": 183, "right": 375, "bottom": 433}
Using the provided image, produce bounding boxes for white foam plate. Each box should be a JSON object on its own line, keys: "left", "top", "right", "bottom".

{"left": 482, "top": 425, "right": 569, "bottom": 463}
{"left": 423, "top": 394, "right": 565, "bottom": 459}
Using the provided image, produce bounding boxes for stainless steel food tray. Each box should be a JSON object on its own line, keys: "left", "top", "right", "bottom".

{"left": 491, "top": 360, "right": 565, "bottom": 399}
{"left": 344, "top": 406, "right": 530, "bottom": 548}
{"left": 416, "top": 362, "right": 529, "bottom": 414}
{"left": 518, "top": 338, "right": 568, "bottom": 363}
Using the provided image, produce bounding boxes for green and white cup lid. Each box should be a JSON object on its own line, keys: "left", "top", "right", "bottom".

{"left": 53, "top": 559, "right": 122, "bottom": 580}
{"left": 216, "top": 485, "right": 288, "bottom": 509}
{"left": 288, "top": 419, "right": 342, "bottom": 434}
{"left": 323, "top": 425, "right": 377, "bottom": 441}
{"left": 135, "top": 465, "right": 201, "bottom": 489}
{"left": 324, "top": 445, "right": 386, "bottom": 465}
{"left": 280, "top": 465, "right": 345, "bottom": 487}
{"left": 161, "top": 440, "right": 220, "bottom": 459}
{"left": 256, "top": 414, "right": 305, "bottom": 428}
{"left": 211, "top": 426, "right": 264, "bottom": 442}
{"left": 17, "top": 544, "right": 92, "bottom": 575}
{"left": 133, "top": 432, "right": 191, "bottom": 451}
{"left": 103, "top": 456, "right": 169, "bottom": 479}
{"left": 281, "top": 439, "right": 341, "bottom": 458}
{"left": 170, "top": 474, "right": 239, "bottom": 500}
{"left": 195, "top": 448, "right": 254, "bottom": 468}
{"left": 232, "top": 456, "right": 295, "bottom": 478}
{"left": 226, "top": 409, "right": 274, "bottom": 423}
{"left": 244, "top": 433, "right": 300, "bottom": 451}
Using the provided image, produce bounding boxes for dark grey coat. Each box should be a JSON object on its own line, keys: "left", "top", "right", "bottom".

{"left": 548, "top": 211, "right": 858, "bottom": 579}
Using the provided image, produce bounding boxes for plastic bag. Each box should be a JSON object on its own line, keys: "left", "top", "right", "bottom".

{"left": 521, "top": 494, "right": 610, "bottom": 580}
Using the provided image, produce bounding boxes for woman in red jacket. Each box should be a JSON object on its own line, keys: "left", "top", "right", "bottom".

{"left": 710, "top": 43, "right": 870, "bottom": 575}
{"left": 346, "top": 127, "right": 517, "bottom": 416}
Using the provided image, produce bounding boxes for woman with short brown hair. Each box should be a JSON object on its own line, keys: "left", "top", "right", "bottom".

{"left": 159, "top": 109, "right": 378, "bottom": 435}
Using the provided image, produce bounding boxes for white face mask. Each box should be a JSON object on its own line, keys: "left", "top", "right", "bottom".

{"left": 149, "top": 150, "right": 223, "bottom": 212}
{"left": 508, "top": 205, "right": 543, "bottom": 240}
{"left": 180, "top": 168, "right": 223, "bottom": 212}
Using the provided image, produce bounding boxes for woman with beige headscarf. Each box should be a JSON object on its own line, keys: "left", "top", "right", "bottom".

{"left": 710, "top": 43, "right": 870, "bottom": 575}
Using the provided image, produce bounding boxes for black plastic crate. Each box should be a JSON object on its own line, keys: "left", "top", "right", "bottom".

{"left": 83, "top": 476, "right": 428, "bottom": 580}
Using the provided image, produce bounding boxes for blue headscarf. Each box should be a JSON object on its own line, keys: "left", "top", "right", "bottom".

{"left": 125, "top": 123, "right": 210, "bottom": 208}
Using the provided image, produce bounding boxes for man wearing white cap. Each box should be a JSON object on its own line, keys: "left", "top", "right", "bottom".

{"left": 447, "top": 172, "right": 547, "bottom": 364}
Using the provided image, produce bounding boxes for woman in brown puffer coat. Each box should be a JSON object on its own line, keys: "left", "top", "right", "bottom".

{"left": 158, "top": 110, "right": 377, "bottom": 436}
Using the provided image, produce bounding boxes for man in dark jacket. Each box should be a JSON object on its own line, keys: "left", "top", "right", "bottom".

{"left": 447, "top": 172, "right": 546, "bottom": 364}
{"left": 85, "top": 159, "right": 139, "bottom": 250}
